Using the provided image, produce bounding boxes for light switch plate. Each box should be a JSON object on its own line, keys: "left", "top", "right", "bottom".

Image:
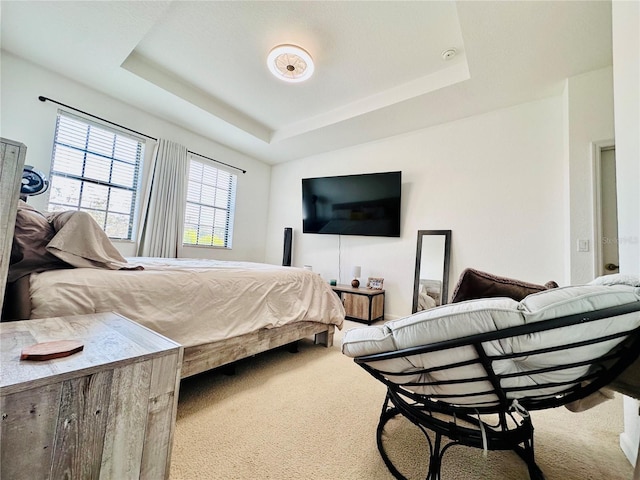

{"left": 577, "top": 239, "right": 590, "bottom": 252}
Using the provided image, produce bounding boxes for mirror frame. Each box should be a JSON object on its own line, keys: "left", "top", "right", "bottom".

{"left": 412, "top": 230, "right": 452, "bottom": 313}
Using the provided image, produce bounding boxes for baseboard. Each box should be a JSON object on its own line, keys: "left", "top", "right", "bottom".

{"left": 621, "top": 396, "right": 640, "bottom": 467}
{"left": 621, "top": 431, "right": 638, "bottom": 466}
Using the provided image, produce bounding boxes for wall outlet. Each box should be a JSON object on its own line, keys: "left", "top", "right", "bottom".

{"left": 577, "top": 239, "right": 590, "bottom": 252}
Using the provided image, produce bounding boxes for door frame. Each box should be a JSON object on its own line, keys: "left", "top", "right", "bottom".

{"left": 591, "top": 139, "right": 616, "bottom": 277}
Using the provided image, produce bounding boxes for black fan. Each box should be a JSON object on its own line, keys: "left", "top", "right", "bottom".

{"left": 21, "top": 165, "right": 49, "bottom": 197}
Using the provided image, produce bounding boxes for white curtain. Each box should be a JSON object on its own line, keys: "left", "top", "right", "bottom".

{"left": 137, "top": 138, "right": 189, "bottom": 258}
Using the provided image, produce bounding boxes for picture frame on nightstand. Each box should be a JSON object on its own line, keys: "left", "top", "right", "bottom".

{"left": 367, "top": 277, "right": 384, "bottom": 290}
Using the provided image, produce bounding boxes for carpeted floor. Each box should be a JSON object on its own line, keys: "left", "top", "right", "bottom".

{"left": 170, "top": 320, "right": 634, "bottom": 479}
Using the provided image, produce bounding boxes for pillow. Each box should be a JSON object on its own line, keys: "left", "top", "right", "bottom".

{"left": 45, "top": 210, "right": 131, "bottom": 269}
{"left": 8, "top": 201, "right": 70, "bottom": 282}
{"left": 518, "top": 284, "right": 640, "bottom": 323}
{"left": 588, "top": 273, "right": 640, "bottom": 288}
{"left": 450, "top": 268, "right": 558, "bottom": 303}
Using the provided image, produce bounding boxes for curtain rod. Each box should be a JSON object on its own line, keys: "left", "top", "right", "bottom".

{"left": 187, "top": 150, "right": 246, "bottom": 174}
{"left": 38, "top": 95, "right": 247, "bottom": 174}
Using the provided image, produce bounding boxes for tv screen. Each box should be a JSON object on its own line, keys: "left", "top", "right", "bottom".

{"left": 302, "top": 171, "right": 401, "bottom": 237}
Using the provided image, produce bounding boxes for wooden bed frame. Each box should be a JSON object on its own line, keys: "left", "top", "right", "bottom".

{"left": 182, "top": 321, "right": 334, "bottom": 378}
{"left": 4, "top": 277, "right": 335, "bottom": 378}
{"left": 6, "top": 279, "right": 337, "bottom": 380}
{"left": 0, "top": 138, "right": 336, "bottom": 380}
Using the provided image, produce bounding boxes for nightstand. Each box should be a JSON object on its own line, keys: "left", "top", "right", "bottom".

{"left": 0, "top": 312, "right": 183, "bottom": 480}
{"left": 332, "top": 284, "right": 385, "bottom": 325}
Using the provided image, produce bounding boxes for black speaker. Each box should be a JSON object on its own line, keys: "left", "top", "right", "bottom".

{"left": 282, "top": 227, "right": 293, "bottom": 266}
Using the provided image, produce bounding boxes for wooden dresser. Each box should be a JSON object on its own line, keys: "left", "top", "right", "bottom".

{"left": 0, "top": 138, "right": 27, "bottom": 306}
{"left": 0, "top": 312, "right": 183, "bottom": 480}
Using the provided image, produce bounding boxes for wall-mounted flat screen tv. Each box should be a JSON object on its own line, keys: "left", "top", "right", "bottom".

{"left": 302, "top": 171, "right": 401, "bottom": 237}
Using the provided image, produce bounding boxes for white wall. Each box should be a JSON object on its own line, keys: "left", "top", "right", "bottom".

{"left": 1, "top": 51, "right": 620, "bottom": 321}
{"left": 565, "top": 67, "right": 615, "bottom": 283}
{"left": 612, "top": 1, "right": 640, "bottom": 277}
{"left": 266, "top": 97, "right": 567, "bottom": 319}
{"left": 0, "top": 52, "right": 272, "bottom": 262}
{"left": 612, "top": 0, "right": 640, "bottom": 467}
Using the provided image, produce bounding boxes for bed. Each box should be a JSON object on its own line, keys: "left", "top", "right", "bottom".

{"left": 416, "top": 278, "right": 442, "bottom": 310}
{"left": 2, "top": 195, "right": 345, "bottom": 379}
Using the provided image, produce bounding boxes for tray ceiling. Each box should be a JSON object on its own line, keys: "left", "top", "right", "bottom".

{"left": 1, "top": 1, "right": 612, "bottom": 164}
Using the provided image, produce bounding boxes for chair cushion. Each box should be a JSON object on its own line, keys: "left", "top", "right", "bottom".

{"left": 342, "top": 297, "right": 522, "bottom": 358}
{"left": 502, "top": 285, "right": 640, "bottom": 397}
{"left": 450, "top": 267, "right": 558, "bottom": 303}
{"left": 342, "top": 298, "right": 523, "bottom": 405}
{"left": 518, "top": 284, "right": 640, "bottom": 322}
{"left": 342, "top": 284, "right": 640, "bottom": 407}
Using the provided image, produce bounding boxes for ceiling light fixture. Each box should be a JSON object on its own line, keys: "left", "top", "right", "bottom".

{"left": 267, "top": 44, "right": 314, "bottom": 83}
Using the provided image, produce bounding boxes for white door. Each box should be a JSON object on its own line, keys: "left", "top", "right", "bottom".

{"left": 599, "top": 147, "right": 620, "bottom": 275}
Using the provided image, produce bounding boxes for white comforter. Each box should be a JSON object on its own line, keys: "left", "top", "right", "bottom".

{"left": 29, "top": 257, "right": 345, "bottom": 348}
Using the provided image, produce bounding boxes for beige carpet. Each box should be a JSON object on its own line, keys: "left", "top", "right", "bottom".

{"left": 170, "top": 321, "right": 634, "bottom": 480}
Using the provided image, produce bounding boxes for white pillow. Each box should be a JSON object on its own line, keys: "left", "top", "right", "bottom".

{"left": 341, "top": 325, "right": 395, "bottom": 358}
{"left": 588, "top": 273, "right": 640, "bottom": 287}
{"left": 518, "top": 284, "right": 640, "bottom": 323}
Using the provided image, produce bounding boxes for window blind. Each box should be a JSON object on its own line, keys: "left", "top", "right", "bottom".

{"left": 184, "top": 156, "right": 237, "bottom": 248}
{"left": 47, "top": 111, "right": 145, "bottom": 240}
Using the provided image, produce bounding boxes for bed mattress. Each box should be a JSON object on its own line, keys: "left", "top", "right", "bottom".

{"left": 29, "top": 257, "right": 345, "bottom": 348}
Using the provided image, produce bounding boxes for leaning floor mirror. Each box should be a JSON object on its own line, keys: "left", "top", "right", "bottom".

{"left": 412, "top": 230, "right": 452, "bottom": 313}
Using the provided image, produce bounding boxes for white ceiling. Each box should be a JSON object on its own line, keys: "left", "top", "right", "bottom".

{"left": 1, "top": 1, "right": 612, "bottom": 165}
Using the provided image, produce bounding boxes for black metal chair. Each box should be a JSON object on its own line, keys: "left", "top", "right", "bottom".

{"left": 344, "top": 288, "right": 640, "bottom": 480}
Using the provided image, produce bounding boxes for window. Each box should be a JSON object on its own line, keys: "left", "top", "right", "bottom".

{"left": 47, "top": 111, "right": 145, "bottom": 240}
{"left": 184, "top": 157, "right": 237, "bottom": 248}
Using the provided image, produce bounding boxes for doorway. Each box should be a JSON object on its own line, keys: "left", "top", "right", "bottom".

{"left": 593, "top": 143, "right": 619, "bottom": 277}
